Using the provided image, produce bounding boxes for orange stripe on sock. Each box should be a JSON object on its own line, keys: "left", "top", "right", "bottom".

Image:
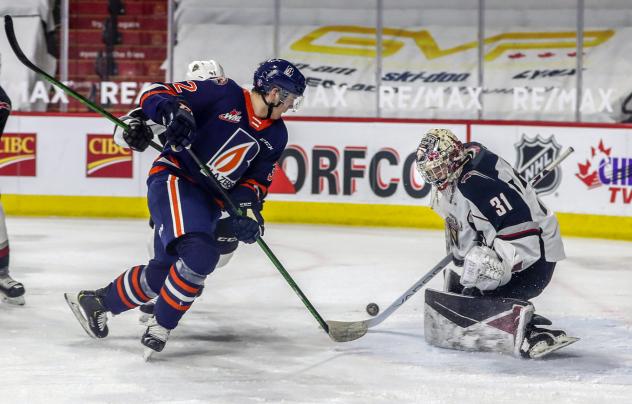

{"left": 169, "top": 265, "right": 199, "bottom": 294}
{"left": 160, "top": 288, "right": 190, "bottom": 312}
{"left": 116, "top": 275, "right": 135, "bottom": 309}
{"left": 131, "top": 266, "right": 150, "bottom": 302}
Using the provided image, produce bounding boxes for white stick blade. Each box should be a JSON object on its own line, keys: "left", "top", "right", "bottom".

{"left": 327, "top": 320, "right": 369, "bottom": 342}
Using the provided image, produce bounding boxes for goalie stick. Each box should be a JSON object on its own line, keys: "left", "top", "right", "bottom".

{"left": 327, "top": 146, "right": 575, "bottom": 342}
{"left": 4, "top": 15, "right": 332, "bottom": 337}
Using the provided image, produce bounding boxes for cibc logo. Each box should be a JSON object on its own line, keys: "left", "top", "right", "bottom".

{"left": 0, "top": 133, "right": 36, "bottom": 176}
{"left": 86, "top": 134, "right": 132, "bottom": 178}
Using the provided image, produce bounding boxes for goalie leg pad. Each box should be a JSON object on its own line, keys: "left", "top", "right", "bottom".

{"left": 424, "top": 288, "right": 534, "bottom": 357}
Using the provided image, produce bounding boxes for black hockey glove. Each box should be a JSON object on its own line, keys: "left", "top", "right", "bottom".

{"left": 122, "top": 118, "right": 154, "bottom": 152}
{"left": 230, "top": 215, "right": 261, "bottom": 244}
{"left": 157, "top": 99, "right": 196, "bottom": 152}
{"left": 228, "top": 185, "right": 265, "bottom": 244}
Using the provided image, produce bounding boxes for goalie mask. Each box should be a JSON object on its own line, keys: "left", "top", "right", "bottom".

{"left": 416, "top": 129, "right": 465, "bottom": 190}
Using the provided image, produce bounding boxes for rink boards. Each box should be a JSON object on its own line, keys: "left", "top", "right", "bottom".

{"left": 1, "top": 113, "right": 632, "bottom": 239}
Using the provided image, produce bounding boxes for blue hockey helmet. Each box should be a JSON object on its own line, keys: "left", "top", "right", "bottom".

{"left": 253, "top": 59, "right": 306, "bottom": 108}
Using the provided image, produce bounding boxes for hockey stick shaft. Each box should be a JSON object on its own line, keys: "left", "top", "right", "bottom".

{"left": 4, "top": 15, "right": 329, "bottom": 334}
{"left": 530, "top": 146, "right": 574, "bottom": 187}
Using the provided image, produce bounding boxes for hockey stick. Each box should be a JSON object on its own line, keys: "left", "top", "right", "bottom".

{"left": 327, "top": 146, "right": 575, "bottom": 342}
{"left": 4, "top": 15, "right": 331, "bottom": 336}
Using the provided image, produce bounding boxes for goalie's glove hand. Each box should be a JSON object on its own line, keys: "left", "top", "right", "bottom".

{"left": 157, "top": 99, "right": 196, "bottom": 152}
{"left": 122, "top": 118, "right": 153, "bottom": 152}
{"left": 461, "top": 245, "right": 512, "bottom": 291}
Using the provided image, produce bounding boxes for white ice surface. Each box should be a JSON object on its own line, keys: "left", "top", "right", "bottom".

{"left": 1, "top": 217, "right": 631, "bottom": 404}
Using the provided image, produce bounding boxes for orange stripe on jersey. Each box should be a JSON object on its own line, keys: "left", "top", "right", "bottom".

{"left": 116, "top": 276, "right": 135, "bottom": 309}
{"left": 168, "top": 176, "right": 184, "bottom": 237}
{"left": 131, "top": 266, "right": 150, "bottom": 302}
{"left": 242, "top": 88, "right": 274, "bottom": 131}
{"left": 242, "top": 178, "right": 268, "bottom": 195}
{"left": 140, "top": 88, "right": 176, "bottom": 107}
{"left": 160, "top": 288, "right": 190, "bottom": 312}
{"left": 149, "top": 165, "right": 167, "bottom": 176}
{"left": 169, "top": 265, "right": 199, "bottom": 294}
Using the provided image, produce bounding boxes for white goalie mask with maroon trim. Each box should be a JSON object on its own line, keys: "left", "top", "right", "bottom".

{"left": 415, "top": 128, "right": 465, "bottom": 190}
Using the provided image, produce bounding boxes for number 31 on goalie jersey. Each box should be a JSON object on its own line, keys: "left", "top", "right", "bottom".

{"left": 490, "top": 193, "right": 513, "bottom": 216}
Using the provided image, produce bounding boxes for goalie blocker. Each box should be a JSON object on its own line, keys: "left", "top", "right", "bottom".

{"left": 424, "top": 289, "right": 578, "bottom": 359}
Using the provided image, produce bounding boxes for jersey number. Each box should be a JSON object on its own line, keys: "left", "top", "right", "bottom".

{"left": 172, "top": 81, "right": 198, "bottom": 93}
{"left": 490, "top": 193, "right": 513, "bottom": 216}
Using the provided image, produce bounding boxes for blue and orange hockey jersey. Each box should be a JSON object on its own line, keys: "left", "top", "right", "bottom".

{"left": 139, "top": 78, "right": 287, "bottom": 203}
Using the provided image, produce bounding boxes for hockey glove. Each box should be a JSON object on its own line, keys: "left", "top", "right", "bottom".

{"left": 122, "top": 118, "right": 154, "bottom": 152}
{"left": 157, "top": 99, "right": 196, "bottom": 151}
{"left": 230, "top": 215, "right": 261, "bottom": 244}
{"left": 229, "top": 184, "right": 265, "bottom": 237}
{"left": 461, "top": 245, "right": 512, "bottom": 291}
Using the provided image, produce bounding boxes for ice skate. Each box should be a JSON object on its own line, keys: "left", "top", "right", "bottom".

{"left": 520, "top": 325, "right": 579, "bottom": 359}
{"left": 0, "top": 273, "right": 25, "bottom": 305}
{"left": 141, "top": 316, "right": 170, "bottom": 361}
{"left": 64, "top": 290, "right": 110, "bottom": 339}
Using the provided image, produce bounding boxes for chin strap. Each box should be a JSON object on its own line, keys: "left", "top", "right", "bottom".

{"left": 258, "top": 91, "right": 282, "bottom": 120}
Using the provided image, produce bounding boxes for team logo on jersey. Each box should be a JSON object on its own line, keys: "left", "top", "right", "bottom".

{"left": 86, "top": 134, "right": 133, "bottom": 178}
{"left": 218, "top": 109, "right": 242, "bottom": 123}
{"left": 514, "top": 134, "right": 562, "bottom": 195}
{"left": 0, "top": 133, "right": 36, "bottom": 176}
{"left": 0, "top": 101, "right": 10, "bottom": 111}
{"left": 206, "top": 128, "right": 260, "bottom": 189}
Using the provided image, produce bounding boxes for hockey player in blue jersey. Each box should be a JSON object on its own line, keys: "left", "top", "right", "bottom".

{"left": 65, "top": 59, "right": 306, "bottom": 358}
{"left": 112, "top": 60, "right": 239, "bottom": 322}
{"left": 416, "top": 129, "right": 578, "bottom": 359}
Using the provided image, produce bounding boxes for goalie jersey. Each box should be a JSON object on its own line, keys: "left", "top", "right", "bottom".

{"left": 140, "top": 78, "right": 287, "bottom": 200}
{"left": 433, "top": 142, "right": 565, "bottom": 272}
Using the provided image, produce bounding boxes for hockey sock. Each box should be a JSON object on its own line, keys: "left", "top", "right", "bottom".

{"left": 153, "top": 233, "right": 219, "bottom": 329}
{"left": 102, "top": 265, "right": 157, "bottom": 314}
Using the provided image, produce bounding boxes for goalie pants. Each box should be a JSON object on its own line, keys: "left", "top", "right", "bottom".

{"left": 101, "top": 171, "right": 221, "bottom": 329}
{"left": 449, "top": 258, "right": 556, "bottom": 301}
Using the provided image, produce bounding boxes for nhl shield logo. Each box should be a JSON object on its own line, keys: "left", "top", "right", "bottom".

{"left": 514, "top": 134, "right": 562, "bottom": 195}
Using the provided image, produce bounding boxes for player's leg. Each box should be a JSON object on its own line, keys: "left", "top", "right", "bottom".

{"left": 140, "top": 173, "right": 221, "bottom": 354}
{"left": 65, "top": 256, "right": 172, "bottom": 339}
{"left": 138, "top": 213, "right": 237, "bottom": 323}
{"left": 64, "top": 173, "right": 175, "bottom": 338}
{"left": 0, "top": 200, "right": 25, "bottom": 305}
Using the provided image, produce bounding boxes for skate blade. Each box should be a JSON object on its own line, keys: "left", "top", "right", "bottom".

{"left": 64, "top": 293, "right": 98, "bottom": 339}
{"left": 143, "top": 347, "right": 155, "bottom": 362}
{"left": 531, "top": 336, "right": 580, "bottom": 359}
{"left": 1, "top": 295, "right": 25, "bottom": 305}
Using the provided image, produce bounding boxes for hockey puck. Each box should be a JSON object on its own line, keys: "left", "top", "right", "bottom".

{"left": 366, "top": 302, "right": 380, "bottom": 316}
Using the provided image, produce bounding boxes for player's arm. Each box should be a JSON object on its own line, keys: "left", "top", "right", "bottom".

{"left": 139, "top": 79, "right": 227, "bottom": 151}
{"left": 227, "top": 128, "right": 287, "bottom": 240}
{"left": 459, "top": 176, "right": 542, "bottom": 291}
